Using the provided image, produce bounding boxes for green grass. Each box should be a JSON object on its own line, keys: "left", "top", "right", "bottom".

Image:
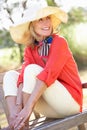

{"left": 0, "top": 47, "right": 21, "bottom": 72}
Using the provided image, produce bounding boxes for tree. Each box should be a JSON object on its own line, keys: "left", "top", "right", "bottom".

{"left": 0, "top": 0, "right": 27, "bottom": 63}
{"left": 0, "top": 0, "right": 49, "bottom": 63}
{"left": 68, "top": 7, "right": 87, "bottom": 23}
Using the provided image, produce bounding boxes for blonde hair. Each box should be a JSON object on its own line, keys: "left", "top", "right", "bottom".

{"left": 26, "top": 22, "right": 42, "bottom": 47}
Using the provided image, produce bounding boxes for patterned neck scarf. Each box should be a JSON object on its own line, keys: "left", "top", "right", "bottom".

{"left": 35, "top": 36, "right": 53, "bottom": 56}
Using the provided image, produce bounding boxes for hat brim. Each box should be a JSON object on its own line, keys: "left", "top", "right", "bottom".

{"left": 9, "top": 6, "right": 68, "bottom": 44}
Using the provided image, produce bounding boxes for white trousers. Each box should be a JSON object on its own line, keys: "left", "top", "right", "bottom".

{"left": 3, "top": 64, "right": 80, "bottom": 118}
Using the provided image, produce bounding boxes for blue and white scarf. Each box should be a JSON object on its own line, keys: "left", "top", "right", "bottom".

{"left": 35, "top": 36, "right": 53, "bottom": 56}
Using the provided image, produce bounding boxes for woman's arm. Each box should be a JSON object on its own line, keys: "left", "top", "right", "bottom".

{"left": 16, "top": 84, "right": 23, "bottom": 113}
{"left": 25, "top": 79, "right": 47, "bottom": 111}
{"left": 14, "top": 79, "right": 47, "bottom": 129}
{"left": 16, "top": 83, "right": 23, "bottom": 106}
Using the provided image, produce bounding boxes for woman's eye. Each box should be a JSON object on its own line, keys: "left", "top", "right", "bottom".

{"left": 46, "top": 16, "right": 50, "bottom": 20}
{"left": 39, "top": 18, "right": 43, "bottom": 22}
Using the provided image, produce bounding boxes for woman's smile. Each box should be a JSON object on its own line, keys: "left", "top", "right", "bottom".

{"left": 33, "top": 16, "right": 52, "bottom": 38}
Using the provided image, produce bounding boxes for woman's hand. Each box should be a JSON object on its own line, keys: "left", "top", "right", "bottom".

{"left": 13, "top": 106, "right": 32, "bottom": 130}
{"left": 9, "top": 104, "right": 22, "bottom": 129}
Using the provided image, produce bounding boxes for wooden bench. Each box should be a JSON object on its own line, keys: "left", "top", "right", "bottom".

{"left": 0, "top": 72, "right": 87, "bottom": 130}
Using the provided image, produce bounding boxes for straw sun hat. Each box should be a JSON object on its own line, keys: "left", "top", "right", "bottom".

{"left": 9, "top": 5, "right": 68, "bottom": 44}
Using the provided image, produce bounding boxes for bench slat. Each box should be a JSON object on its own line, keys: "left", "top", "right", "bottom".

{"left": 34, "top": 111, "right": 87, "bottom": 130}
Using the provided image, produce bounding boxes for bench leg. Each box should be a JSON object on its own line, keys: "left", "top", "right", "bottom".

{"left": 78, "top": 124, "right": 86, "bottom": 130}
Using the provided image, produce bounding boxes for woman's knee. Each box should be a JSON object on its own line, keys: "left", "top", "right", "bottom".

{"left": 3, "top": 70, "right": 19, "bottom": 97}
{"left": 23, "top": 64, "right": 43, "bottom": 94}
{"left": 3, "top": 70, "right": 19, "bottom": 82}
{"left": 24, "top": 64, "right": 43, "bottom": 76}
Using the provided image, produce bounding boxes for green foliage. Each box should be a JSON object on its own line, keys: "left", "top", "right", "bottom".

{"left": 0, "top": 30, "right": 15, "bottom": 48}
{"left": 68, "top": 7, "right": 87, "bottom": 23}
{"left": 46, "top": 0, "right": 57, "bottom": 6}
{"left": 0, "top": 47, "right": 20, "bottom": 72}
{"left": 60, "top": 23, "right": 75, "bottom": 52}
{"left": 0, "top": 30, "right": 24, "bottom": 63}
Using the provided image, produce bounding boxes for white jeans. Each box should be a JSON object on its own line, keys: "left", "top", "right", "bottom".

{"left": 3, "top": 64, "right": 80, "bottom": 118}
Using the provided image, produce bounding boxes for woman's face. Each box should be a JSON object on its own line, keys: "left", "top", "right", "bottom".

{"left": 32, "top": 16, "right": 53, "bottom": 39}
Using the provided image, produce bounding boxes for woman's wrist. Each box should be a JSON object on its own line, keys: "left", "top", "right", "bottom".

{"left": 16, "top": 103, "right": 22, "bottom": 113}
{"left": 16, "top": 99, "right": 22, "bottom": 106}
{"left": 16, "top": 103, "right": 22, "bottom": 110}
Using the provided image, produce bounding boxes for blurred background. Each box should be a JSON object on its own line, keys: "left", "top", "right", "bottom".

{"left": 0, "top": 0, "right": 87, "bottom": 129}
{"left": 0, "top": 0, "right": 87, "bottom": 81}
